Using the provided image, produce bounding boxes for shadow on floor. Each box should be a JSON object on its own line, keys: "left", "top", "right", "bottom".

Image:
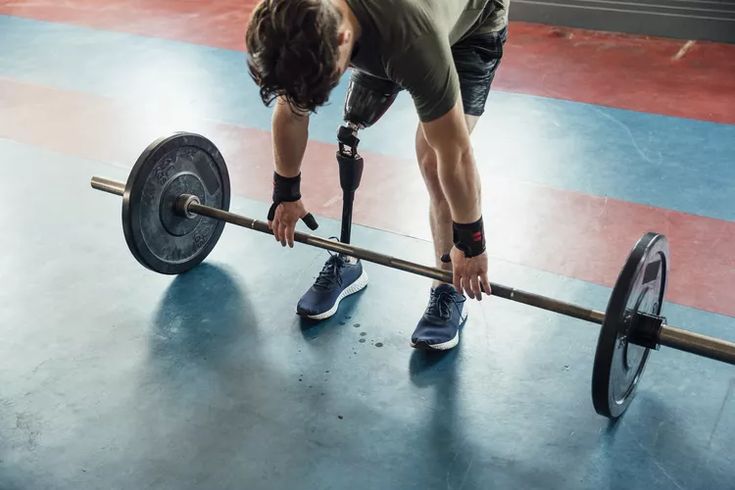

{"left": 148, "top": 263, "right": 256, "bottom": 365}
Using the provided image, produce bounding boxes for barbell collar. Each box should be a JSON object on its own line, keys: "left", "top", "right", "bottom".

{"left": 177, "top": 194, "right": 201, "bottom": 219}
{"left": 628, "top": 312, "right": 664, "bottom": 350}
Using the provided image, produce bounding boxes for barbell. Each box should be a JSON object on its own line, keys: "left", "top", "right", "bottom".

{"left": 91, "top": 132, "right": 735, "bottom": 419}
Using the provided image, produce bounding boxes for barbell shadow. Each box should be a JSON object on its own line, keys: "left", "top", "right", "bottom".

{"left": 130, "top": 264, "right": 361, "bottom": 488}
{"left": 148, "top": 263, "right": 257, "bottom": 365}
{"left": 125, "top": 263, "right": 273, "bottom": 488}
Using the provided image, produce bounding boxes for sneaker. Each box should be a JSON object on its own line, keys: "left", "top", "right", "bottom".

{"left": 410, "top": 284, "right": 467, "bottom": 350}
{"left": 296, "top": 254, "right": 368, "bottom": 320}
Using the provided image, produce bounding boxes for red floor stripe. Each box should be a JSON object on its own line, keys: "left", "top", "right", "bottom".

{"left": 1, "top": 77, "right": 733, "bottom": 317}
{"left": 499, "top": 23, "right": 735, "bottom": 124}
{"left": 1, "top": 1, "right": 734, "bottom": 123}
{"left": 0, "top": 0, "right": 252, "bottom": 51}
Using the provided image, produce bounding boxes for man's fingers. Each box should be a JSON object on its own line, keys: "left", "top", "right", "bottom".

{"left": 278, "top": 222, "right": 288, "bottom": 247}
{"left": 465, "top": 275, "right": 475, "bottom": 300}
{"left": 481, "top": 273, "right": 492, "bottom": 296}
{"left": 469, "top": 275, "right": 481, "bottom": 301}
{"left": 271, "top": 217, "right": 281, "bottom": 241}
{"left": 274, "top": 221, "right": 283, "bottom": 245}
{"left": 453, "top": 269, "right": 463, "bottom": 296}
{"left": 287, "top": 223, "right": 295, "bottom": 248}
{"left": 460, "top": 276, "right": 470, "bottom": 299}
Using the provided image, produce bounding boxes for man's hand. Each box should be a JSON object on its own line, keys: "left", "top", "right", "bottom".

{"left": 268, "top": 200, "right": 308, "bottom": 248}
{"left": 450, "top": 247, "right": 491, "bottom": 300}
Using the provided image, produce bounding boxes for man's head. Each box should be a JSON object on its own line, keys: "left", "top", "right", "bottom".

{"left": 246, "top": 0, "right": 356, "bottom": 113}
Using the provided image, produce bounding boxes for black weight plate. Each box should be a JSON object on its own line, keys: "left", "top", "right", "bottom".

{"left": 122, "top": 132, "right": 230, "bottom": 274}
{"left": 592, "top": 232, "right": 669, "bottom": 418}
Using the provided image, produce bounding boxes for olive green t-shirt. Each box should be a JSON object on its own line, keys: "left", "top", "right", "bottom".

{"left": 345, "top": 0, "right": 509, "bottom": 122}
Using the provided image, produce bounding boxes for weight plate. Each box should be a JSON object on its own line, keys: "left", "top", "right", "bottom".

{"left": 592, "top": 232, "right": 669, "bottom": 418}
{"left": 122, "top": 132, "right": 230, "bottom": 274}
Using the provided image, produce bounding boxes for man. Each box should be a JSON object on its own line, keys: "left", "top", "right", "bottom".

{"left": 246, "top": 0, "right": 508, "bottom": 350}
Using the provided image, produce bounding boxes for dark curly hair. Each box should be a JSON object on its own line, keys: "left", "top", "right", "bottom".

{"left": 246, "top": 0, "right": 343, "bottom": 113}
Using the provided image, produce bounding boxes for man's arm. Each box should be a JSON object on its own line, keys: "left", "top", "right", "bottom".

{"left": 391, "top": 34, "right": 481, "bottom": 221}
{"left": 420, "top": 101, "right": 481, "bottom": 223}
{"left": 421, "top": 101, "right": 490, "bottom": 300}
{"left": 269, "top": 98, "right": 312, "bottom": 247}
{"left": 273, "top": 98, "right": 310, "bottom": 177}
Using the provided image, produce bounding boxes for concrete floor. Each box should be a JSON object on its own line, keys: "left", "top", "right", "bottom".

{"left": 1, "top": 141, "right": 733, "bottom": 489}
{"left": 1, "top": 2, "right": 734, "bottom": 489}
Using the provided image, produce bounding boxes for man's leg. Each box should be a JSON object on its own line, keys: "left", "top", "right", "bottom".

{"left": 296, "top": 71, "right": 400, "bottom": 321}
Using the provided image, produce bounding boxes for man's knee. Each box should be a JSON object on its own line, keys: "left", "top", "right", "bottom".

{"left": 417, "top": 144, "right": 436, "bottom": 175}
{"left": 343, "top": 71, "right": 400, "bottom": 128}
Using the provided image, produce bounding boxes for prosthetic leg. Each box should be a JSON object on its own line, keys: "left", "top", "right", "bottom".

{"left": 292, "top": 72, "right": 401, "bottom": 319}
{"left": 336, "top": 71, "right": 400, "bottom": 243}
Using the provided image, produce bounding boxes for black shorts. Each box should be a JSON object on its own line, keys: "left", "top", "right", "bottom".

{"left": 452, "top": 27, "right": 507, "bottom": 117}
{"left": 345, "top": 27, "right": 507, "bottom": 123}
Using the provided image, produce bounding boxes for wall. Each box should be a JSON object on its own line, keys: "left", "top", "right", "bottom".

{"left": 510, "top": 0, "right": 735, "bottom": 43}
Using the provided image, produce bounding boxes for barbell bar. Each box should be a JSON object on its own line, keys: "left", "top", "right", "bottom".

{"left": 90, "top": 174, "right": 735, "bottom": 366}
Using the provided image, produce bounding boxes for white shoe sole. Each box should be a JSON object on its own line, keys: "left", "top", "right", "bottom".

{"left": 410, "top": 304, "right": 467, "bottom": 351}
{"left": 300, "top": 269, "right": 369, "bottom": 320}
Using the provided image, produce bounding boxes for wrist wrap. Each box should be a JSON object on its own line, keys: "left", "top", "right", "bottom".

{"left": 273, "top": 172, "right": 301, "bottom": 202}
{"left": 453, "top": 217, "right": 486, "bottom": 258}
{"left": 268, "top": 172, "right": 301, "bottom": 221}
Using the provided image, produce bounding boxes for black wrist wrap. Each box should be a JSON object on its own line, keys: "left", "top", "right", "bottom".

{"left": 272, "top": 172, "right": 301, "bottom": 203}
{"left": 268, "top": 172, "right": 301, "bottom": 221}
{"left": 453, "top": 217, "right": 486, "bottom": 258}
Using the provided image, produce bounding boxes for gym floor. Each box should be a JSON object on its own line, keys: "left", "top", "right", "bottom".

{"left": 1, "top": 1, "right": 734, "bottom": 489}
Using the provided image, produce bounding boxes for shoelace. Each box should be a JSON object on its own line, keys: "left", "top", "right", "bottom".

{"left": 313, "top": 252, "right": 345, "bottom": 290}
{"left": 426, "top": 288, "right": 465, "bottom": 320}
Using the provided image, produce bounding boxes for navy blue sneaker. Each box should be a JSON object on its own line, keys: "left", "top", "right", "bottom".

{"left": 297, "top": 254, "right": 368, "bottom": 320}
{"left": 411, "top": 284, "right": 467, "bottom": 350}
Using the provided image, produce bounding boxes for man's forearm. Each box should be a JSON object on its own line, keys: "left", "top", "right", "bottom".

{"left": 272, "top": 99, "right": 309, "bottom": 178}
{"left": 421, "top": 102, "right": 483, "bottom": 224}
{"left": 436, "top": 147, "right": 482, "bottom": 224}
